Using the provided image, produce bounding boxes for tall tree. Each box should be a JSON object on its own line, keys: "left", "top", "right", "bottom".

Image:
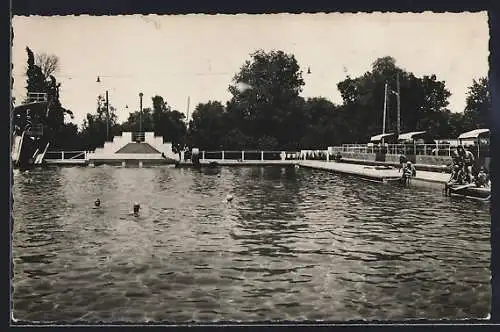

{"left": 227, "top": 49, "right": 306, "bottom": 146}
{"left": 79, "top": 95, "right": 118, "bottom": 150}
{"left": 336, "top": 56, "right": 452, "bottom": 143}
{"left": 188, "top": 101, "right": 228, "bottom": 150}
{"left": 35, "top": 53, "right": 59, "bottom": 79}
{"left": 463, "top": 77, "right": 490, "bottom": 130}
{"left": 25, "top": 47, "right": 46, "bottom": 97}
{"left": 24, "top": 47, "right": 74, "bottom": 146}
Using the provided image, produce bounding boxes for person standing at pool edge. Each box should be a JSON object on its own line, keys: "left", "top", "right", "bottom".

{"left": 457, "top": 145, "right": 475, "bottom": 183}
{"left": 399, "top": 154, "right": 407, "bottom": 172}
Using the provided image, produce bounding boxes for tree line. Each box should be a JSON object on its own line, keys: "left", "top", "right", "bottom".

{"left": 18, "top": 47, "right": 490, "bottom": 152}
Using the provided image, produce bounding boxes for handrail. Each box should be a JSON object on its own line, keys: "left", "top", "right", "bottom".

{"left": 45, "top": 150, "right": 88, "bottom": 160}
{"left": 26, "top": 92, "right": 48, "bottom": 103}
{"left": 329, "top": 143, "right": 489, "bottom": 157}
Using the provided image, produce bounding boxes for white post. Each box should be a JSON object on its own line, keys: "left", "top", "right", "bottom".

{"left": 122, "top": 161, "right": 126, "bottom": 167}
{"left": 261, "top": 151, "right": 264, "bottom": 161}
{"left": 61, "top": 151, "right": 65, "bottom": 160}
{"left": 202, "top": 151, "right": 205, "bottom": 160}
{"left": 326, "top": 151, "right": 330, "bottom": 162}
{"left": 139, "top": 161, "right": 143, "bottom": 168}
{"left": 221, "top": 151, "right": 225, "bottom": 160}
{"left": 181, "top": 151, "right": 185, "bottom": 161}
{"left": 241, "top": 151, "right": 245, "bottom": 161}
{"left": 381, "top": 82, "right": 388, "bottom": 146}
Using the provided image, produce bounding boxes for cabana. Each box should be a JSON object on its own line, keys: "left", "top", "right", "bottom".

{"left": 398, "top": 131, "right": 426, "bottom": 142}
{"left": 458, "top": 129, "right": 490, "bottom": 160}
{"left": 458, "top": 128, "right": 490, "bottom": 141}
{"left": 396, "top": 131, "right": 426, "bottom": 156}
{"left": 370, "top": 132, "right": 395, "bottom": 143}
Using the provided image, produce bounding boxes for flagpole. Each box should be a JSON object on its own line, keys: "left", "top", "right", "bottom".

{"left": 396, "top": 72, "right": 401, "bottom": 136}
{"left": 382, "top": 82, "right": 388, "bottom": 146}
{"left": 186, "top": 96, "right": 190, "bottom": 125}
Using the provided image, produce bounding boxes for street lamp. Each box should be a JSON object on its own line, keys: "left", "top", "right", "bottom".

{"left": 96, "top": 76, "right": 109, "bottom": 141}
{"left": 139, "top": 92, "right": 143, "bottom": 134}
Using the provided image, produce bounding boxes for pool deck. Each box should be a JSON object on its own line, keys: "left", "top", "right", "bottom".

{"left": 178, "top": 159, "right": 296, "bottom": 167}
{"left": 45, "top": 156, "right": 451, "bottom": 186}
{"left": 298, "top": 160, "right": 450, "bottom": 184}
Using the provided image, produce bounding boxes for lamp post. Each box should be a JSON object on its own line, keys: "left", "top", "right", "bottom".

{"left": 139, "top": 92, "right": 143, "bottom": 134}
{"left": 96, "top": 76, "right": 109, "bottom": 141}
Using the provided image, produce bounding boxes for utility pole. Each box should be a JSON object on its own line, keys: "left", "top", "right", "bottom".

{"left": 105, "top": 90, "right": 109, "bottom": 141}
{"left": 396, "top": 72, "right": 401, "bottom": 136}
{"left": 186, "top": 96, "right": 190, "bottom": 125}
{"left": 382, "top": 82, "right": 388, "bottom": 145}
{"left": 139, "top": 92, "right": 143, "bottom": 134}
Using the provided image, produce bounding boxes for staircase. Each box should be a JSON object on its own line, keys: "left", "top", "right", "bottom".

{"left": 86, "top": 132, "right": 178, "bottom": 166}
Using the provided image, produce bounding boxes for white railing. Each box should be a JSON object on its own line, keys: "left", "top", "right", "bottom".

{"left": 26, "top": 92, "right": 48, "bottom": 103}
{"left": 183, "top": 150, "right": 301, "bottom": 162}
{"left": 45, "top": 151, "right": 88, "bottom": 160}
{"left": 332, "top": 144, "right": 457, "bottom": 157}
{"left": 87, "top": 153, "right": 166, "bottom": 160}
{"left": 25, "top": 124, "right": 44, "bottom": 136}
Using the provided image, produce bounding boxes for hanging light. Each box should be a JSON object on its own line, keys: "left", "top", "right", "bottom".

{"left": 96, "top": 76, "right": 101, "bottom": 83}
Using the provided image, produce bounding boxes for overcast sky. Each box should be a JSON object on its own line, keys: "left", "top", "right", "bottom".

{"left": 12, "top": 12, "right": 489, "bottom": 128}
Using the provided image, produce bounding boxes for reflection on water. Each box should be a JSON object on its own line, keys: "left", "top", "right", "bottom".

{"left": 12, "top": 166, "right": 491, "bottom": 322}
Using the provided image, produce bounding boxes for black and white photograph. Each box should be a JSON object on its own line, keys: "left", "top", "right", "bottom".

{"left": 10, "top": 11, "right": 492, "bottom": 323}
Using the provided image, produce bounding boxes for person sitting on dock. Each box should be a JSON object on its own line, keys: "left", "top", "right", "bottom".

{"left": 457, "top": 145, "right": 475, "bottom": 183}
{"left": 475, "top": 167, "right": 490, "bottom": 188}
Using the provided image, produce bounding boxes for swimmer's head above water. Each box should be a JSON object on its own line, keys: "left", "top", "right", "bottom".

{"left": 133, "top": 202, "right": 140, "bottom": 214}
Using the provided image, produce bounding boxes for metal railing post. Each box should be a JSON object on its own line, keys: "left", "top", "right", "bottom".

{"left": 61, "top": 151, "right": 65, "bottom": 160}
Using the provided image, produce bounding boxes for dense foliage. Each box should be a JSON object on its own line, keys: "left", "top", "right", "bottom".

{"left": 18, "top": 48, "right": 490, "bottom": 152}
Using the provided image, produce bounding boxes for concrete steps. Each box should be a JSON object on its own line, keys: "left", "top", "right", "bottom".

{"left": 87, "top": 132, "right": 178, "bottom": 163}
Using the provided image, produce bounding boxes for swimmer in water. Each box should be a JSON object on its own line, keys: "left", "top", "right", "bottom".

{"left": 94, "top": 199, "right": 101, "bottom": 207}
{"left": 133, "top": 202, "right": 140, "bottom": 216}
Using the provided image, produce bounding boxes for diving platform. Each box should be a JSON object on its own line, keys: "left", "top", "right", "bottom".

{"left": 86, "top": 132, "right": 178, "bottom": 166}
{"left": 43, "top": 132, "right": 178, "bottom": 167}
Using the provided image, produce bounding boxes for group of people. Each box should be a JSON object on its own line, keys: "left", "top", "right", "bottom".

{"left": 449, "top": 145, "right": 490, "bottom": 188}
{"left": 399, "top": 145, "right": 490, "bottom": 189}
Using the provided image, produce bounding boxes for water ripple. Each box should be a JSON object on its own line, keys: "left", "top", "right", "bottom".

{"left": 12, "top": 166, "right": 491, "bottom": 322}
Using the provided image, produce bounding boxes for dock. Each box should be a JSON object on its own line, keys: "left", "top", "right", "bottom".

{"left": 178, "top": 159, "right": 296, "bottom": 167}
{"left": 298, "top": 160, "right": 401, "bottom": 183}
{"left": 298, "top": 160, "right": 450, "bottom": 185}
{"left": 42, "top": 148, "right": 452, "bottom": 187}
{"left": 45, "top": 159, "right": 87, "bottom": 165}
